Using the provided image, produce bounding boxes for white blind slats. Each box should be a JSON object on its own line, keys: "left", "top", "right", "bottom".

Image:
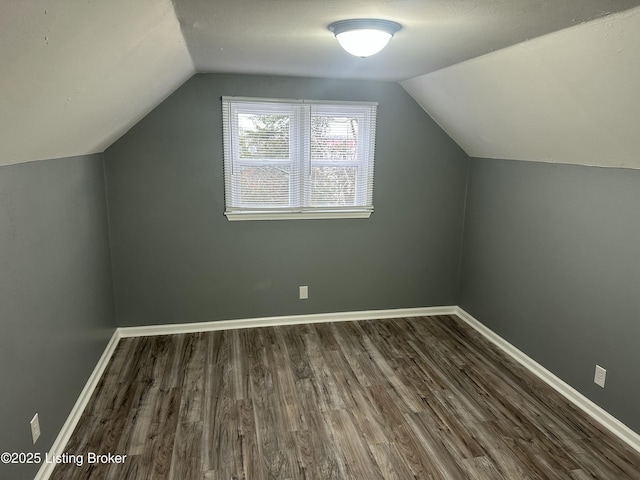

{"left": 222, "top": 96, "right": 376, "bottom": 219}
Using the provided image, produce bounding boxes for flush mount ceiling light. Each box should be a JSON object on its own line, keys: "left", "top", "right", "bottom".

{"left": 328, "top": 19, "right": 402, "bottom": 58}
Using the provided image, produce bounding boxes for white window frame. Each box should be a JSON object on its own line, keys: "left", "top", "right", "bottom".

{"left": 222, "top": 96, "right": 377, "bottom": 221}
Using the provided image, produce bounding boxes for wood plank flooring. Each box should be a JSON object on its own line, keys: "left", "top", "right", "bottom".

{"left": 50, "top": 315, "right": 640, "bottom": 479}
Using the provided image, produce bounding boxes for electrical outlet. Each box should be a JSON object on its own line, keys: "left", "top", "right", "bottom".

{"left": 299, "top": 285, "right": 308, "bottom": 300}
{"left": 594, "top": 365, "right": 607, "bottom": 388}
{"left": 30, "top": 413, "right": 41, "bottom": 444}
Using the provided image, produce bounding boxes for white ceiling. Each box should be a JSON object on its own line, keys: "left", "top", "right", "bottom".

{"left": 0, "top": 0, "right": 193, "bottom": 166}
{"left": 173, "top": 0, "right": 639, "bottom": 82}
{"left": 1, "top": 0, "right": 639, "bottom": 167}
{"left": 402, "top": 6, "right": 640, "bottom": 169}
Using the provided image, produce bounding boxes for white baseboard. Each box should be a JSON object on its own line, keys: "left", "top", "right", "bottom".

{"left": 34, "top": 329, "right": 121, "bottom": 480}
{"left": 118, "top": 305, "right": 457, "bottom": 337}
{"left": 454, "top": 306, "right": 640, "bottom": 454}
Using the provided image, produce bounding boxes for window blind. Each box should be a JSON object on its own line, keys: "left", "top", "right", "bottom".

{"left": 222, "top": 96, "right": 377, "bottom": 220}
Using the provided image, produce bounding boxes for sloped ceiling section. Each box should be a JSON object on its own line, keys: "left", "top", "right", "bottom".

{"left": 0, "top": 0, "right": 194, "bottom": 167}
{"left": 401, "top": 6, "right": 640, "bottom": 170}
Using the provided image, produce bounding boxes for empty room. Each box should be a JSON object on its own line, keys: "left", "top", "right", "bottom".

{"left": 2, "top": 0, "right": 640, "bottom": 479}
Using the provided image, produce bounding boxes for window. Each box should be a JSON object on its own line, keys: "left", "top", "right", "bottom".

{"left": 222, "top": 96, "right": 377, "bottom": 220}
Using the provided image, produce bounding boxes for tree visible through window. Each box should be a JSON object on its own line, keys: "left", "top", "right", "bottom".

{"left": 238, "top": 114, "right": 291, "bottom": 206}
{"left": 222, "top": 97, "right": 377, "bottom": 220}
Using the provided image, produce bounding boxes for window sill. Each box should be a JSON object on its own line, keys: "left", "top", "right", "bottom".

{"left": 224, "top": 210, "right": 373, "bottom": 221}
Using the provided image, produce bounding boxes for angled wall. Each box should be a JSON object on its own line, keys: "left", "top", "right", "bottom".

{"left": 0, "top": 154, "right": 116, "bottom": 480}
{"left": 460, "top": 157, "right": 640, "bottom": 434}
{"left": 402, "top": 6, "right": 640, "bottom": 170}
{"left": 104, "top": 74, "right": 469, "bottom": 327}
{"left": 0, "top": 0, "right": 193, "bottom": 166}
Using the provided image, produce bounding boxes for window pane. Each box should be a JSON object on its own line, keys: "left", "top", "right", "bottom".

{"left": 311, "top": 116, "right": 358, "bottom": 162}
{"left": 310, "top": 166, "right": 356, "bottom": 206}
{"left": 239, "top": 165, "right": 290, "bottom": 206}
{"left": 239, "top": 114, "right": 290, "bottom": 160}
{"left": 223, "top": 97, "right": 376, "bottom": 219}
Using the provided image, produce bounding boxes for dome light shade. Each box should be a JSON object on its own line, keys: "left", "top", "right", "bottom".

{"left": 329, "top": 19, "right": 401, "bottom": 57}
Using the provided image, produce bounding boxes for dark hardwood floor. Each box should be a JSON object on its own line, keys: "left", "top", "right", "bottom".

{"left": 50, "top": 315, "right": 640, "bottom": 479}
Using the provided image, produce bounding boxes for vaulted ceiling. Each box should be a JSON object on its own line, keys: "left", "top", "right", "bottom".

{"left": 2, "top": 0, "right": 639, "bottom": 168}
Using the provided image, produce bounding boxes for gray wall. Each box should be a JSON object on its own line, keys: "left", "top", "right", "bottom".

{"left": 460, "top": 157, "right": 640, "bottom": 433}
{"left": 0, "top": 154, "right": 116, "bottom": 480}
{"left": 105, "top": 74, "right": 469, "bottom": 327}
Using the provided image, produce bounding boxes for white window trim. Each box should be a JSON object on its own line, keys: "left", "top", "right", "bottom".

{"left": 225, "top": 210, "right": 372, "bottom": 221}
{"left": 222, "top": 96, "right": 377, "bottom": 221}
